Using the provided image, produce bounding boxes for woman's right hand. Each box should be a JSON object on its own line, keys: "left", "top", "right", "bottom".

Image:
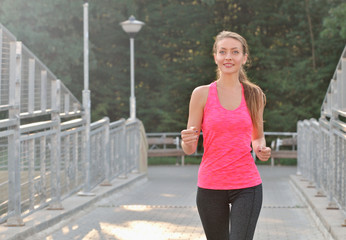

{"left": 181, "top": 126, "right": 199, "bottom": 155}
{"left": 181, "top": 126, "right": 199, "bottom": 146}
{"left": 181, "top": 85, "right": 207, "bottom": 154}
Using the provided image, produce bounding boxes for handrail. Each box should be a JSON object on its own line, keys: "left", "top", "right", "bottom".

{"left": 297, "top": 119, "right": 346, "bottom": 226}
{"left": 0, "top": 22, "right": 146, "bottom": 227}
{"left": 146, "top": 132, "right": 297, "bottom": 158}
{"left": 321, "top": 45, "right": 346, "bottom": 120}
{"left": 0, "top": 118, "right": 145, "bottom": 225}
{"left": 147, "top": 131, "right": 297, "bottom": 136}
{"left": 298, "top": 45, "right": 346, "bottom": 226}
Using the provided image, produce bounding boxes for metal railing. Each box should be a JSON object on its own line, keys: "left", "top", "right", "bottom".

{"left": 297, "top": 45, "right": 346, "bottom": 226}
{"left": 146, "top": 132, "right": 297, "bottom": 159}
{"left": 0, "top": 117, "right": 145, "bottom": 225}
{"left": 0, "top": 23, "right": 147, "bottom": 226}
{"left": 147, "top": 132, "right": 203, "bottom": 156}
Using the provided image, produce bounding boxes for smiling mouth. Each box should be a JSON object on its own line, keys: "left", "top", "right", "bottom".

{"left": 223, "top": 63, "right": 234, "bottom": 67}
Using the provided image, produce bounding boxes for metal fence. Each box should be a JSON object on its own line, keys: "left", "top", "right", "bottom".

{"left": 146, "top": 132, "right": 297, "bottom": 160}
{"left": 0, "top": 23, "right": 146, "bottom": 226}
{"left": 297, "top": 45, "right": 346, "bottom": 226}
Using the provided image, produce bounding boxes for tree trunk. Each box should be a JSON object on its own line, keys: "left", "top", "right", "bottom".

{"left": 305, "top": 0, "right": 316, "bottom": 70}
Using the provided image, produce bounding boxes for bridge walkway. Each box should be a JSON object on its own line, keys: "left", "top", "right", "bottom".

{"left": 20, "top": 164, "right": 343, "bottom": 240}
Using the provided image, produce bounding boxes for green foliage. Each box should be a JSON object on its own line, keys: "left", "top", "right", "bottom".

{"left": 148, "top": 156, "right": 201, "bottom": 166}
{"left": 255, "top": 158, "right": 297, "bottom": 166}
{"left": 0, "top": 0, "right": 86, "bottom": 98}
{"left": 148, "top": 156, "right": 296, "bottom": 166}
{"left": 321, "top": 2, "right": 346, "bottom": 39}
{"left": 0, "top": 0, "right": 344, "bottom": 132}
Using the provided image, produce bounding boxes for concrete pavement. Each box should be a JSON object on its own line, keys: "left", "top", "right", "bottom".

{"left": 1, "top": 164, "right": 345, "bottom": 239}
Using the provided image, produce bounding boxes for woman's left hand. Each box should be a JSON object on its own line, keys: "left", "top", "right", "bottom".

{"left": 256, "top": 146, "right": 271, "bottom": 161}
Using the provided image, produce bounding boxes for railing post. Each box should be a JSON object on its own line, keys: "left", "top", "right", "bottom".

{"left": 302, "top": 120, "right": 310, "bottom": 180}
{"left": 41, "top": 70, "right": 47, "bottom": 113}
{"left": 127, "top": 123, "right": 132, "bottom": 173}
{"left": 321, "top": 124, "right": 329, "bottom": 196}
{"left": 73, "top": 132, "right": 79, "bottom": 189}
{"left": 138, "top": 122, "right": 148, "bottom": 173}
{"left": 326, "top": 113, "right": 339, "bottom": 210}
{"left": 40, "top": 135, "right": 47, "bottom": 201}
{"left": 100, "top": 117, "right": 112, "bottom": 186}
{"left": 6, "top": 41, "right": 24, "bottom": 226}
{"left": 304, "top": 120, "right": 314, "bottom": 187}
{"left": 47, "top": 79, "right": 64, "bottom": 210}
{"left": 28, "top": 139, "right": 35, "bottom": 211}
{"left": 312, "top": 119, "right": 325, "bottom": 197}
{"left": 28, "top": 58, "right": 35, "bottom": 114}
{"left": 64, "top": 135, "right": 71, "bottom": 189}
{"left": 0, "top": 28, "right": 2, "bottom": 102}
{"left": 136, "top": 121, "right": 141, "bottom": 171}
{"left": 131, "top": 121, "right": 140, "bottom": 174}
{"left": 119, "top": 122, "right": 127, "bottom": 178}
{"left": 342, "top": 57, "right": 346, "bottom": 111}
{"left": 296, "top": 121, "right": 302, "bottom": 176}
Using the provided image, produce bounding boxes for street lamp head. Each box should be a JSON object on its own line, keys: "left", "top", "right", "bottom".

{"left": 120, "top": 15, "right": 145, "bottom": 37}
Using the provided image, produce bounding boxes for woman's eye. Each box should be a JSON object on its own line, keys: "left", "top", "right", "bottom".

{"left": 219, "top": 51, "right": 225, "bottom": 54}
{"left": 232, "top": 51, "right": 239, "bottom": 55}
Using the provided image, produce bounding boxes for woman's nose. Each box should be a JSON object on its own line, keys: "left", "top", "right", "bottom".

{"left": 225, "top": 52, "right": 232, "bottom": 59}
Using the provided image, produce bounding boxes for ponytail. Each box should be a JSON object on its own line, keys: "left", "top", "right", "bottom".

{"left": 239, "top": 68, "right": 266, "bottom": 130}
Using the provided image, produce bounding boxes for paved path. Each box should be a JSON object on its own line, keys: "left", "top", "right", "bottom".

{"left": 27, "top": 165, "right": 328, "bottom": 240}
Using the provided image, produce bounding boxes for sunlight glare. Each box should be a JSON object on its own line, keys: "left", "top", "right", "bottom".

{"left": 83, "top": 228, "right": 101, "bottom": 240}
{"left": 161, "top": 193, "right": 175, "bottom": 198}
{"left": 120, "top": 205, "right": 150, "bottom": 212}
{"left": 62, "top": 226, "right": 70, "bottom": 234}
{"left": 72, "top": 224, "right": 79, "bottom": 230}
{"left": 101, "top": 221, "right": 195, "bottom": 240}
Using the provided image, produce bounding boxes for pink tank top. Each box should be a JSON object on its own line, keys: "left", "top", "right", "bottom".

{"left": 198, "top": 81, "right": 262, "bottom": 190}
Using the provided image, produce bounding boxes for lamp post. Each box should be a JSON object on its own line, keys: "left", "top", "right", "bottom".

{"left": 78, "top": 0, "right": 95, "bottom": 196}
{"left": 120, "top": 16, "right": 145, "bottom": 120}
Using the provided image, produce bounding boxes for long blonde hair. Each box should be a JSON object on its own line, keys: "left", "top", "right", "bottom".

{"left": 213, "top": 31, "right": 266, "bottom": 130}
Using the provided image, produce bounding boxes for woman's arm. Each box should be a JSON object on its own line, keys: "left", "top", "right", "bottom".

{"left": 252, "top": 96, "right": 271, "bottom": 161}
{"left": 252, "top": 137, "right": 271, "bottom": 161}
{"left": 181, "top": 86, "right": 208, "bottom": 155}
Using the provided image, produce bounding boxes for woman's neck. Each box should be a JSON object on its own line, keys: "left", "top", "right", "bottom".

{"left": 217, "top": 73, "right": 241, "bottom": 88}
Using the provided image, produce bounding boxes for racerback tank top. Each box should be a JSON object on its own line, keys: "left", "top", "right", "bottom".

{"left": 198, "top": 81, "right": 262, "bottom": 190}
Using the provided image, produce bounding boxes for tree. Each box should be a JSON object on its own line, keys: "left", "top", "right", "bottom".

{"left": 0, "top": 0, "right": 86, "bottom": 99}
{"left": 321, "top": 2, "right": 346, "bottom": 39}
{"left": 0, "top": 0, "right": 344, "bottom": 133}
{"left": 211, "top": 0, "right": 345, "bottom": 131}
{"left": 131, "top": 0, "right": 217, "bottom": 131}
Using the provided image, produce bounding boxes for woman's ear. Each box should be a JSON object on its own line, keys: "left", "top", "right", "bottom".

{"left": 242, "top": 53, "right": 248, "bottom": 65}
{"left": 214, "top": 53, "right": 217, "bottom": 65}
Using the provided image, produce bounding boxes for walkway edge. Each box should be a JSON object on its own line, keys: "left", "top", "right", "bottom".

{"left": 0, "top": 172, "right": 147, "bottom": 240}
{"left": 290, "top": 174, "right": 345, "bottom": 240}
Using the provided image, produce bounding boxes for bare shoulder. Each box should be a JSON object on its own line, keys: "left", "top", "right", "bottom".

{"left": 189, "top": 84, "right": 210, "bottom": 109}
{"left": 191, "top": 84, "right": 210, "bottom": 99}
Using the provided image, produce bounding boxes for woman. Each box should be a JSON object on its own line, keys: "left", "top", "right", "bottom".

{"left": 181, "top": 31, "right": 271, "bottom": 240}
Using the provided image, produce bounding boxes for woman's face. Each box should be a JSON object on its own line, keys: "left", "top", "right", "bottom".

{"left": 214, "top": 38, "right": 247, "bottom": 76}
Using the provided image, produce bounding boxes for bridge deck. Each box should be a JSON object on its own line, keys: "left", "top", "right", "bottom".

{"left": 2, "top": 165, "right": 344, "bottom": 240}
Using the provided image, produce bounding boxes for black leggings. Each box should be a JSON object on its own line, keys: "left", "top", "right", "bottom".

{"left": 196, "top": 184, "right": 262, "bottom": 240}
